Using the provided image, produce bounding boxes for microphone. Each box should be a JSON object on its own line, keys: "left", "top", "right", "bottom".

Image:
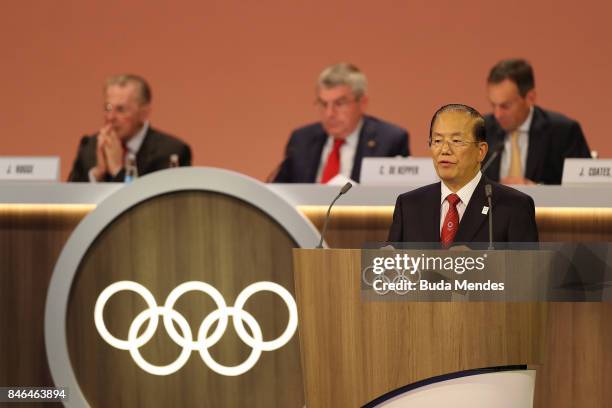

{"left": 481, "top": 143, "right": 504, "bottom": 174}
{"left": 485, "top": 184, "right": 494, "bottom": 250}
{"left": 316, "top": 182, "right": 353, "bottom": 248}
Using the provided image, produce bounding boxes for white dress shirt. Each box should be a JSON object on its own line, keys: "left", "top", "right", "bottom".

{"left": 315, "top": 120, "right": 363, "bottom": 183}
{"left": 499, "top": 107, "right": 534, "bottom": 179}
{"left": 124, "top": 121, "right": 149, "bottom": 156}
{"left": 439, "top": 171, "right": 482, "bottom": 234}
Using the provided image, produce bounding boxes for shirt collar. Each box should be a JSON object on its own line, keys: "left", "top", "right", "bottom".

{"left": 329, "top": 118, "right": 363, "bottom": 147}
{"left": 440, "top": 171, "right": 482, "bottom": 206}
{"left": 517, "top": 106, "right": 534, "bottom": 133}
{"left": 125, "top": 121, "right": 149, "bottom": 154}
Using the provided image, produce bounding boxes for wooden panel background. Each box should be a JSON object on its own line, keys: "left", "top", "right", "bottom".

{"left": 1, "top": 203, "right": 611, "bottom": 407}
{"left": 0, "top": 205, "right": 90, "bottom": 408}
{"left": 65, "top": 191, "right": 304, "bottom": 407}
{"left": 301, "top": 206, "right": 612, "bottom": 248}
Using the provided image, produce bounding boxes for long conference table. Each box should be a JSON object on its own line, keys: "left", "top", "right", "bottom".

{"left": 2, "top": 181, "right": 612, "bottom": 404}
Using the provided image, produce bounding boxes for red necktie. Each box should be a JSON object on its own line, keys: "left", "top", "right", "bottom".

{"left": 320, "top": 138, "right": 345, "bottom": 184}
{"left": 441, "top": 193, "right": 461, "bottom": 247}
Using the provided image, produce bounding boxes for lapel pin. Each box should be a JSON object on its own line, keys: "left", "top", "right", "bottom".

{"left": 481, "top": 206, "right": 489, "bottom": 215}
{"left": 367, "top": 139, "right": 376, "bottom": 148}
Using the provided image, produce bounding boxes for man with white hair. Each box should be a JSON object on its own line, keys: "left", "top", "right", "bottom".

{"left": 68, "top": 74, "right": 191, "bottom": 182}
{"left": 273, "top": 63, "right": 409, "bottom": 183}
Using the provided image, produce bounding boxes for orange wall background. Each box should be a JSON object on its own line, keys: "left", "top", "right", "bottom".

{"left": 2, "top": 0, "right": 611, "bottom": 181}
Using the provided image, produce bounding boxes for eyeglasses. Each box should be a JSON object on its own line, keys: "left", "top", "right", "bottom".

{"left": 429, "top": 137, "right": 481, "bottom": 149}
{"left": 104, "top": 103, "right": 131, "bottom": 114}
{"left": 104, "top": 103, "right": 143, "bottom": 115}
{"left": 315, "top": 97, "right": 358, "bottom": 111}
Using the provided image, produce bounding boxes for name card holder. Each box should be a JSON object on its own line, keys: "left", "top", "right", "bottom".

{"left": 562, "top": 158, "right": 612, "bottom": 184}
{"left": 360, "top": 157, "right": 437, "bottom": 185}
{"left": 0, "top": 156, "right": 60, "bottom": 181}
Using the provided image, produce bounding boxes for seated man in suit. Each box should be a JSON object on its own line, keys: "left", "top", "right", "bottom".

{"left": 273, "top": 63, "right": 409, "bottom": 183}
{"left": 483, "top": 58, "right": 591, "bottom": 185}
{"left": 388, "top": 104, "right": 538, "bottom": 245}
{"left": 68, "top": 74, "right": 191, "bottom": 182}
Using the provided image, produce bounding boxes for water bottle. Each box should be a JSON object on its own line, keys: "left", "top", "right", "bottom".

{"left": 169, "top": 154, "right": 179, "bottom": 168}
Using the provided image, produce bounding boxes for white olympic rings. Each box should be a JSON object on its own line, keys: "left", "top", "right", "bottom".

{"left": 94, "top": 280, "right": 298, "bottom": 377}
{"left": 362, "top": 265, "right": 421, "bottom": 295}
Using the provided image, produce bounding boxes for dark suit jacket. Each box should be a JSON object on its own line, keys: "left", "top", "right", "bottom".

{"left": 68, "top": 127, "right": 192, "bottom": 182}
{"left": 387, "top": 177, "right": 539, "bottom": 243}
{"left": 273, "top": 115, "right": 409, "bottom": 183}
{"left": 483, "top": 106, "right": 591, "bottom": 184}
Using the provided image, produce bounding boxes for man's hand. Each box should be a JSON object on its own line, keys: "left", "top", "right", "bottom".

{"left": 500, "top": 176, "right": 536, "bottom": 185}
{"left": 103, "top": 128, "right": 125, "bottom": 177}
{"left": 90, "top": 125, "right": 111, "bottom": 181}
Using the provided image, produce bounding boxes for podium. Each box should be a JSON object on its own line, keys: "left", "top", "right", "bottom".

{"left": 293, "top": 249, "right": 612, "bottom": 407}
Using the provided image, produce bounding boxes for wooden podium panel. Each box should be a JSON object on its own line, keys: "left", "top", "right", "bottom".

{"left": 0, "top": 205, "right": 89, "bottom": 396}
{"left": 293, "top": 249, "right": 612, "bottom": 408}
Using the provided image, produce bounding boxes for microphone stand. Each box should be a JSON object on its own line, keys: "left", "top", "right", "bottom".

{"left": 316, "top": 182, "right": 353, "bottom": 248}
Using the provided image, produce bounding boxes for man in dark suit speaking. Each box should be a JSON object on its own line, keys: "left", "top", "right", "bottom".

{"left": 388, "top": 104, "right": 538, "bottom": 245}
{"left": 68, "top": 74, "right": 191, "bottom": 182}
{"left": 483, "top": 59, "right": 591, "bottom": 185}
{"left": 273, "top": 63, "right": 409, "bottom": 183}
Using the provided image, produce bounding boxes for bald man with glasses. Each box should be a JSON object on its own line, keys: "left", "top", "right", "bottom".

{"left": 387, "top": 104, "right": 538, "bottom": 245}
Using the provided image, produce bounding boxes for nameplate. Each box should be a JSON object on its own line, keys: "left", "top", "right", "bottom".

{"left": 0, "top": 156, "right": 60, "bottom": 181}
{"left": 360, "top": 157, "right": 437, "bottom": 185}
{"left": 562, "top": 159, "right": 612, "bottom": 184}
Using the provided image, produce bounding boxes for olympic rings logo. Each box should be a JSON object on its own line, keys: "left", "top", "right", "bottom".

{"left": 94, "top": 280, "right": 298, "bottom": 377}
{"left": 362, "top": 265, "right": 421, "bottom": 295}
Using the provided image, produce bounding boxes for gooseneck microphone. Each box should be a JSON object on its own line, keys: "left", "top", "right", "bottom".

{"left": 481, "top": 143, "right": 504, "bottom": 174}
{"left": 316, "top": 182, "right": 353, "bottom": 248}
{"left": 485, "top": 184, "right": 494, "bottom": 250}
